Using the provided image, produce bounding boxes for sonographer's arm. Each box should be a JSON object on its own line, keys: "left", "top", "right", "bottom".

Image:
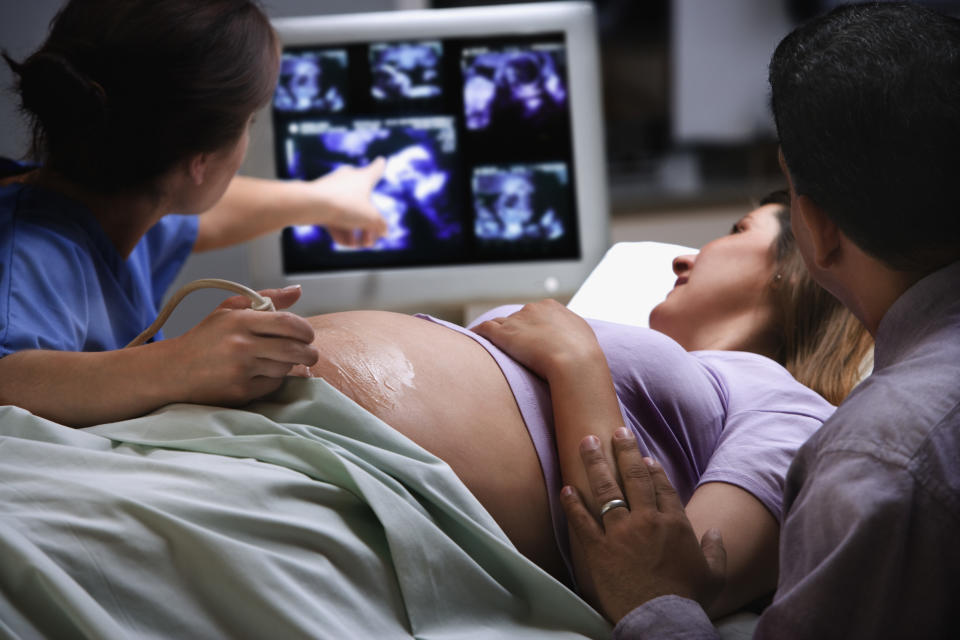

{"left": 0, "top": 290, "right": 319, "bottom": 427}
{"left": 195, "top": 158, "right": 387, "bottom": 252}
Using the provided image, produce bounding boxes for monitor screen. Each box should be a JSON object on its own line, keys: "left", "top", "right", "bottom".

{"left": 244, "top": 2, "right": 609, "bottom": 314}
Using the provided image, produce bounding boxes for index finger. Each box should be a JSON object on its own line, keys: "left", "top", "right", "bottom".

{"left": 218, "top": 285, "right": 301, "bottom": 311}
{"left": 364, "top": 156, "right": 387, "bottom": 186}
{"left": 244, "top": 310, "right": 317, "bottom": 344}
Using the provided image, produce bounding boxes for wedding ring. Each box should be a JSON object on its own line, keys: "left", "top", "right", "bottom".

{"left": 599, "top": 498, "right": 629, "bottom": 517}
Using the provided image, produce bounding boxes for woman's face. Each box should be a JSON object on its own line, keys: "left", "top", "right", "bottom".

{"left": 649, "top": 203, "right": 783, "bottom": 353}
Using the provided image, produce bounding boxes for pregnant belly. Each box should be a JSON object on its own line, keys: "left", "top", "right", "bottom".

{"left": 305, "top": 311, "right": 565, "bottom": 581}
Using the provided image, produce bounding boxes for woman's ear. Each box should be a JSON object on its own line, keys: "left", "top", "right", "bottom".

{"left": 188, "top": 152, "right": 210, "bottom": 187}
{"left": 794, "top": 194, "right": 843, "bottom": 270}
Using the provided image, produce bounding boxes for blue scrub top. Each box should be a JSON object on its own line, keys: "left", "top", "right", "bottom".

{"left": 0, "top": 174, "right": 198, "bottom": 357}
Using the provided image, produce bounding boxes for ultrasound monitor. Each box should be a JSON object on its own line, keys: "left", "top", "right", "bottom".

{"left": 243, "top": 2, "right": 609, "bottom": 314}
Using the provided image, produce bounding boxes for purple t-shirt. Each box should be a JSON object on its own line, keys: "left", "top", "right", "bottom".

{"left": 422, "top": 305, "right": 833, "bottom": 582}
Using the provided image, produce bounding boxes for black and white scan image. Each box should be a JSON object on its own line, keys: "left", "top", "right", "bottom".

{"left": 369, "top": 41, "right": 443, "bottom": 101}
{"left": 472, "top": 163, "right": 569, "bottom": 242}
{"left": 283, "top": 116, "right": 459, "bottom": 253}
{"left": 274, "top": 50, "right": 348, "bottom": 113}
{"left": 461, "top": 43, "right": 568, "bottom": 132}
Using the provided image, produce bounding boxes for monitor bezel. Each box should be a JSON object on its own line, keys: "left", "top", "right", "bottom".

{"left": 243, "top": 1, "right": 609, "bottom": 314}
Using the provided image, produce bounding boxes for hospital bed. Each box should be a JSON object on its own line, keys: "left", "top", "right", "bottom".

{"left": 0, "top": 242, "right": 762, "bottom": 639}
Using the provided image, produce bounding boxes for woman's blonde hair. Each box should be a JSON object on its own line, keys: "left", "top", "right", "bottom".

{"left": 763, "top": 190, "right": 874, "bottom": 405}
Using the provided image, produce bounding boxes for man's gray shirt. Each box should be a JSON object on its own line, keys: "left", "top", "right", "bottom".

{"left": 615, "top": 259, "right": 960, "bottom": 639}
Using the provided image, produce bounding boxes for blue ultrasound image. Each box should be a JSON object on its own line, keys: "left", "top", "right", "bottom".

{"left": 472, "top": 163, "right": 569, "bottom": 242}
{"left": 274, "top": 50, "right": 348, "bottom": 113}
{"left": 369, "top": 41, "right": 443, "bottom": 101}
{"left": 283, "top": 117, "right": 459, "bottom": 255}
{"left": 461, "top": 44, "right": 568, "bottom": 132}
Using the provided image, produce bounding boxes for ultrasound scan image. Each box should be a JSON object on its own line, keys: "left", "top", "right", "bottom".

{"left": 369, "top": 41, "right": 443, "bottom": 101}
{"left": 472, "top": 163, "right": 568, "bottom": 242}
{"left": 283, "top": 116, "right": 459, "bottom": 253}
{"left": 274, "top": 50, "right": 348, "bottom": 113}
{"left": 461, "top": 44, "right": 567, "bottom": 132}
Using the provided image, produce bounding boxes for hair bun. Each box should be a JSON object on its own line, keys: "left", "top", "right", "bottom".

{"left": 13, "top": 51, "right": 107, "bottom": 134}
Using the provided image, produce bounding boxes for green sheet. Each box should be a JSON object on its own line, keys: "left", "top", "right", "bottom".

{"left": 0, "top": 378, "right": 610, "bottom": 639}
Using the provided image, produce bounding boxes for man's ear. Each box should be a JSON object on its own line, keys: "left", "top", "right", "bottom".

{"left": 188, "top": 153, "right": 210, "bottom": 187}
{"left": 794, "top": 194, "right": 842, "bottom": 269}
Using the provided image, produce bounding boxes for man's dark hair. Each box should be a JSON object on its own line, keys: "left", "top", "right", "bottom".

{"left": 769, "top": 2, "right": 960, "bottom": 273}
{"left": 2, "top": 0, "right": 279, "bottom": 194}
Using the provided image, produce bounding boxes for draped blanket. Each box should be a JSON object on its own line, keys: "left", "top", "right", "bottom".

{"left": 0, "top": 379, "right": 608, "bottom": 639}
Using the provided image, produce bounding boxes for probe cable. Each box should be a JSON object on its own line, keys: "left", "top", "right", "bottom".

{"left": 125, "top": 278, "right": 274, "bottom": 348}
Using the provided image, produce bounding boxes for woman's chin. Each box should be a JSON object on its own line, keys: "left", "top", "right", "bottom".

{"left": 648, "top": 300, "right": 689, "bottom": 347}
{"left": 648, "top": 301, "right": 667, "bottom": 332}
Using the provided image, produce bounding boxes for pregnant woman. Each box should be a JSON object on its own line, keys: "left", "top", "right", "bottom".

{"left": 297, "top": 191, "right": 872, "bottom": 616}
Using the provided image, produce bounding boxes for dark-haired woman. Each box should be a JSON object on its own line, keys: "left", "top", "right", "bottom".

{"left": 0, "top": 0, "right": 387, "bottom": 426}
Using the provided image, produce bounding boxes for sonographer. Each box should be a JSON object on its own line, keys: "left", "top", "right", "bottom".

{"left": 0, "top": 0, "right": 385, "bottom": 426}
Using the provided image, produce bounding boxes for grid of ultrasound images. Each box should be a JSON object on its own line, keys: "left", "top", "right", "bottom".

{"left": 272, "top": 35, "right": 578, "bottom": 272}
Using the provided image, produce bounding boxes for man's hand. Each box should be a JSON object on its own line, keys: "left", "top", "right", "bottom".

{"left": 561, "top": 428, "right": 727, "bottom": 623}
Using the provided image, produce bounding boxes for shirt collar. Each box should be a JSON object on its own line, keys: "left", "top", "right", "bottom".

{"left": 873, "top": 259, "right": 960, "bottom": 371}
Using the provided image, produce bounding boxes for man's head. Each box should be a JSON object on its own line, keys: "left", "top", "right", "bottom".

{"left": 770, "top": 2, "right": 960, "bottom": 275}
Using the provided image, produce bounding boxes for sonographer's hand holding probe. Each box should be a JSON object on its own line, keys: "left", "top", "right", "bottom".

{"left": 0, "top": 283, "right": 319, "bottom": 428}
{"left": 154, "top": 284, "right": 319, "bottom": 407}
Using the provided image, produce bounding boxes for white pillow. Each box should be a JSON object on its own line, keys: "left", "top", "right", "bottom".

{"left": 567, "top": 242, "right": 697, "bottom": 327}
